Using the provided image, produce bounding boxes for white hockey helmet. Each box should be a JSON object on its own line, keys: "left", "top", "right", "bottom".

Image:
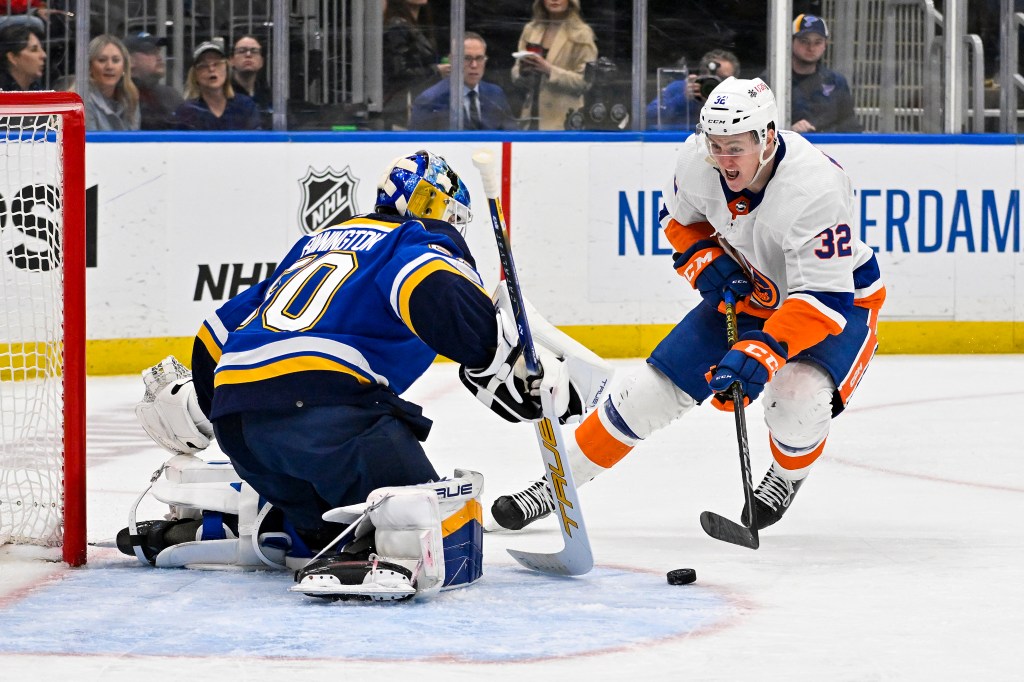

{"left": 698, "top": 77, "right": 777, "bottom": 143}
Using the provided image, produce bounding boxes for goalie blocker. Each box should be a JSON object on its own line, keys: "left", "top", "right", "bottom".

{"left": 460, "top": 280, "right": 612, "bottom": 424}
{"left": 117, "top": 455, "right": 485, "bottom": 602}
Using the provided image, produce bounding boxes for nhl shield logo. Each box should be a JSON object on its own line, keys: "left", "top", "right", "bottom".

{"left": 297, "top": 166, "right": 359, "bottom": 234}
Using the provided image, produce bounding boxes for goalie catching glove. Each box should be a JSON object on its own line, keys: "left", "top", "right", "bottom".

{"left": 459, "top": 281, "right": 612, "bottom": 424}
{"left": 135, "top": 356, "right": 214, "bottom": 455}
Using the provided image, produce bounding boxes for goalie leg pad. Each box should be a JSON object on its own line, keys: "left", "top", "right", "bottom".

{"left": 301, "top": 470, "right": 484, "bottom": 600}
{"left": 152, "top": 481, "right": 290, "bottom": 570}
{"left": 119, "top": 455, "right": 295, "bottom": 570}
{"left": 367, "top": 470, "right": 483, "bottom": 590}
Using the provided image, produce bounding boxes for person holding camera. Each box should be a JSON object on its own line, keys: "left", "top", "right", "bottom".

{"left": 511, "top": 0, "right": 597, "bottom": 130}
{"left": 760, "top": 14, "right": 863, "bottom": 133}
{"left": 646, "top": 49, "right": 739, "bottom": 132}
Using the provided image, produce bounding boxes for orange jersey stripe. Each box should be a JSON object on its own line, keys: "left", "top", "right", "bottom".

{"left": 663, "top": 219, "right": 715, "bottom": 253}
{"left": 769, "top": 437, "right": 828, "bottom": 471}
{"left": 838, "top": 305, "right": 880, "bottom": 404}
{"left": 574, "top": 409, "right": 634, "bottom": 469}
{"left": 763, "top": 297, "right": 844, "bottom": 356}
{"left": 855, "top": 286, "right": 887, "bottom": 311}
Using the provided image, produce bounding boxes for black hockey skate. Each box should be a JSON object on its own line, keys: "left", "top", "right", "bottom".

{"left": 491, "top": 480, "right": 556, "bottom": 530}
{"left": 116, "top": 518, "right": 202, "bottom": 564}
{"left": 741, "top": 467, "right": 806, "bottom": 530}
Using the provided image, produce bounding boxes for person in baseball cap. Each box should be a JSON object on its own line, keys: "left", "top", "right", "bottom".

{"left": 792, "top": 14, "right": 829, "bottom": 39}
{"left": 783, "top": 13, "right": 862, "bottom": 132}
{"left": 174, "top": 36, "right": 261, "bottom": 130}
{"left": 125, "top": 32, "right": 182, "bottom": 129}
{"left": 192, "top": 37, "right": 226, "bottom": 62}
{"left": 125, "top": 32, "right": 168, "bottom": 55}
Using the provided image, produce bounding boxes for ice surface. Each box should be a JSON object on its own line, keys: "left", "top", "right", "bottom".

{"left": 0, "top": 356, "right": 1021, "bottom": 681}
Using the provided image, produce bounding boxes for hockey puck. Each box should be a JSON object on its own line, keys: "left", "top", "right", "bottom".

{"left": 666, "top": 568, "right": 696, "bottom": 585}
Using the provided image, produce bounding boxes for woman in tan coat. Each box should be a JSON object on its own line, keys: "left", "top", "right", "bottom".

{"left": 511, "top": 0, "right": 598, "bottom": 130}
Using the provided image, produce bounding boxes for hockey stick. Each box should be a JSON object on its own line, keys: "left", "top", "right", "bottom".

{"left": 699, "top": 290, "right": 760, "bottom": 550}
{"left": 471, "top": 149, "right": 594, "bottom": 576}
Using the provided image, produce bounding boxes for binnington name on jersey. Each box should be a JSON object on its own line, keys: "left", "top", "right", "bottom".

{"left": 301, "top": 227, "right": 387, "bottom": 256}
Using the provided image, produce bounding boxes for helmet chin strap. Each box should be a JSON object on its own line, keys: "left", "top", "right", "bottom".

{"left": 752, "top": 131, "right": 779, "bottom": 184}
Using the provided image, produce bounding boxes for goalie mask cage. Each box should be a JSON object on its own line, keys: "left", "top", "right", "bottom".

{"left": 0, "top": 93, "right": 86, "bottom": 566}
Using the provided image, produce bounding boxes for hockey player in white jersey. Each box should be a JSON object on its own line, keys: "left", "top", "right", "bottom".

{"left": 493, "top": 77, "right": 886, "bottom": 533}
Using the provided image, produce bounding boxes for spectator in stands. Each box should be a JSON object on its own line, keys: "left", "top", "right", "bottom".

{"left": 82, "top": 35, "right": 140, "bottom": 131}
{"left": 0, "top": 22, "right": 44, "bottom": 91}
{"left": 126, "top": 32, "right": 183, "bottom": 130}
{"left": 229, "top": 34, "right": 271, "bottom": 128}
{"left": 409, "top": 31, "right": 517, "bottom": 131}
{"left": 646, "top": 49, "right": 740, "bottom": 132}
{"left": 511, "top": 0, "right": 598, "bottom": 131}
{"left": 173, "top": 39, "right": 261, "bottom": 131}
{"left": 762, "top": 14, "right": 862, "bottom": 133}
{"left": 381, "top": 0, "right": 448, "bottom": 130}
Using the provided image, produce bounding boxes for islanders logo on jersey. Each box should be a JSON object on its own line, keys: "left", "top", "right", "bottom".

{"left": 749, "top": 266, "right": 781, "bottom": 309}
{"left": 298, "top": 166, "right": 359, "bottom": 235}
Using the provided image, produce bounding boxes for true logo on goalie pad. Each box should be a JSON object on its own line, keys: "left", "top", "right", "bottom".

{"left": 297, "top": 166, "right": 359, "bottom": 235}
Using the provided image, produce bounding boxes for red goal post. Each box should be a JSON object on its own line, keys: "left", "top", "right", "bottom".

{"left": 0, "top": 92, "right": 86, "bottom": 566}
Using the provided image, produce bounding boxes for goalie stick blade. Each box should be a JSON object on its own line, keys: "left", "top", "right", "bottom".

{"left": 507, "top": 545, "right": 593, "bottom": 577}
{"left": 699, "top": 511, "right": 760, "bottom": 550}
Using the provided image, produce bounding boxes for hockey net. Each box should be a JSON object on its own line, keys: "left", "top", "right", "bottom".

{"left": 0, "top": 93, "right": 86, "bottom": 566}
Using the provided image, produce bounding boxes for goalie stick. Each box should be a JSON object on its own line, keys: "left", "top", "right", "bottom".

{"left": 699, "top": 290, "right": 760, "bottom": 550}
{"left": 471, "top": 149, "right": 594, "bottom": 577}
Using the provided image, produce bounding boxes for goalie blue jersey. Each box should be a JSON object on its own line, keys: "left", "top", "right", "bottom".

{"left": 192, "top": 213, "right": 496, "bottom": 420}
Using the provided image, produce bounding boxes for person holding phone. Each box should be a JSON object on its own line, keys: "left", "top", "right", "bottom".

{"left": 510, "top": 0, "right": 597, "bottom": 130}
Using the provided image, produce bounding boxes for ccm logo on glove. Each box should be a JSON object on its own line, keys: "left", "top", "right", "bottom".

{"left": 738, "top": 340, "right": 785, "bottom": 377}
{"left": 676, "top": 247, "right": 719, "bottom": 285}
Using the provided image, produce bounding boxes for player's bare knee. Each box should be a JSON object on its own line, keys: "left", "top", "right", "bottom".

{"left": 763, "top": 361, "right": 834, "bottom": 449}
{"left": 610, "top": 363, "right": 696, "bottom": 439}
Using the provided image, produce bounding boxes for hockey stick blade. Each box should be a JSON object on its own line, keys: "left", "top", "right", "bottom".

{"left": 699, "top": 510, "right": 760, "bottom": 550}
{"left": 472, "top": 149, "right": 594, "bottom": 577}
{"left": 507, "top": 391, "right": 592, "bottom": 576}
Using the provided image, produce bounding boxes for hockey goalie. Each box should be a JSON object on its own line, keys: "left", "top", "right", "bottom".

{"left": 121, "top": 356, "right": 490, "bottom": 601}
{"left": 117, "top": 150, "right": 612, "bottom": 600}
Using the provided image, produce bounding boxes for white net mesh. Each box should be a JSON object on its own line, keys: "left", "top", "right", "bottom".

{"left": 0, "top": 113, "right": 66, "bottom": 548}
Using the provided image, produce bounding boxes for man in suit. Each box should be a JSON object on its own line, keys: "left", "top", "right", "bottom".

{"left": 409, "top": 31, "right": 517, "bottom": 131}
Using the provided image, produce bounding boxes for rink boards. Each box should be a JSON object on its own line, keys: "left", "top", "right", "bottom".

{"left": 3, "top": 132, "right": 1016, "bottom": 373}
